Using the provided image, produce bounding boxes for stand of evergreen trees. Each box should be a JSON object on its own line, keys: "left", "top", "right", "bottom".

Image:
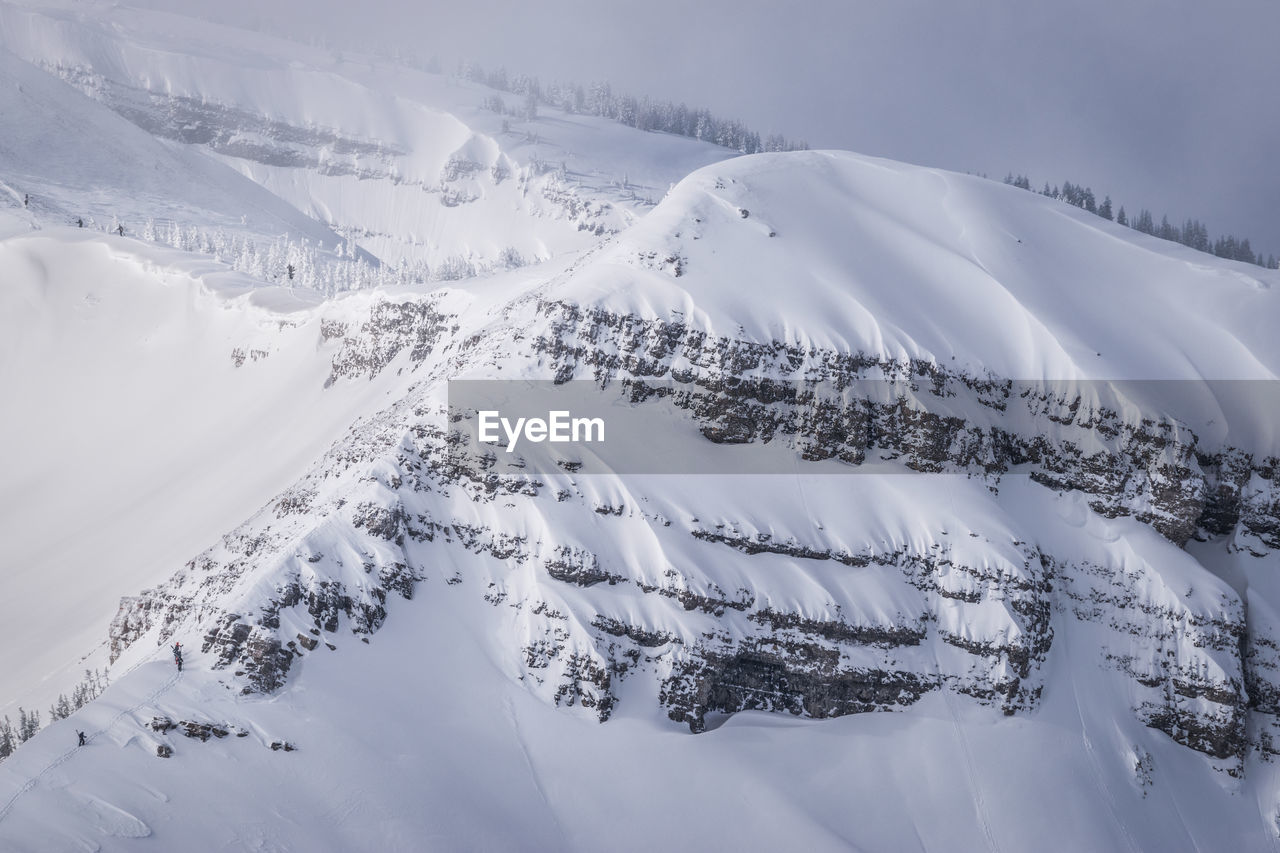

{"left": 1005, "top": 173, "right": 1278, "bottom": 269}
{"left": 360, "top": 44, "right": 1279, "bottom": 270}
{"left": 83, "top": 216, "right": 508, "bottom": 293}
{"left": 458, "top": 61, "right": 808, "bottom": 156}
{"left": 0, "top": 669, "right": 108, "bottom": 761}
{"left": 0, "top": 708, "right": 40, "bottom": 760}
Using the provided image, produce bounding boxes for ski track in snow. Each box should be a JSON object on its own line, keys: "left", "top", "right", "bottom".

{"left": 503, "top": 694, "right": 569, "bottom": 847}
{"left": 0, "top": 657, "right": 182, "bottom": 826}
{"left": 943, "top": 688, "right": 1002, "bottom": 853}
{"left": 935, "top": 481, "right": 1002, "bottom": 853}
{"left": 1061, "top": 623, "right": 1141, "bottom": 853}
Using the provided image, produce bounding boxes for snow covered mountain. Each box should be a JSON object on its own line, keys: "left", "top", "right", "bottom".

{"left": 3, "top": 2, "right": 1280, "bottom": 851}
{"left": 0, "top": 0, "right": 728, "bottom": 275}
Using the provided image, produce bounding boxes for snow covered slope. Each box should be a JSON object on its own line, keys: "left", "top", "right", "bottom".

{"left": 563, "top": 150, "right": 1280, "bottom": 382}
{"left": 0, "top": 43, "right": 339, "bottom": 245}
{"left": 0, "top": 229, "right": 412, "bottom": 723}
{"left": 5, "top": 146, "right": 1280, "bottom": 850}
{"left": 0, "top": 0, "right": 731, "bottom": 273}
{"left": 0, "top": 0, "right": 726, "bottom": 723}
{"left": 4, "top": 4, "right": 1280, "bottom": 851}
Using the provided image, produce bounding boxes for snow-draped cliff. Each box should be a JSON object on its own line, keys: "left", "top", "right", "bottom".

{"left": 3, "top": 4, "right": 1280, "bottom": 850}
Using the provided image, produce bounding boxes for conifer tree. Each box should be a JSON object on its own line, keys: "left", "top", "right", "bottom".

{"left": 17, "top": 707, "right": 40, "bottom": 743}
{"left": 0, "top": 716, "right": 14, "bottom": 759}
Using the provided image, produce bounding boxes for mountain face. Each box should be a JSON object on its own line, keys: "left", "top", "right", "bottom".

{"left": 3, "top": 3, "right": 1280, "bottom": 852}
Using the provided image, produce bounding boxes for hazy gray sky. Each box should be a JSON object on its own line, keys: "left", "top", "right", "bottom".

{"left": 137, "top": 0, "right": 1280, "bottom": 254}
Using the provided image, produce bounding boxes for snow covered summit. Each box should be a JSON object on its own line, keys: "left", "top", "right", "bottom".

{"left": 2, "top": 3, "right": 1280, "bottom": 851}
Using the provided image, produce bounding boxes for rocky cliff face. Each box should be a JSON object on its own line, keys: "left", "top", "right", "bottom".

{"left": 104, "top": 275, "right": 1280, "bottom": 780}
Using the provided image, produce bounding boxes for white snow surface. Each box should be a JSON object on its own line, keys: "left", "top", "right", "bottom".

{"left": 2, "top": 3, "right": 1280, "bottom": 852}
{"left": 569, "top": 149, "right": 1280, "bottom": 383}
{"left": 0, "top": 41, "right": 340, "bottom": 244}
{"left": 0, "top": 230, "right": 406, "bottom": 720}
{"left": 0, "top": 0, "right": 732, "bottom": 270}
{"left": 0, "top": 497, "right": 1273, "bottom": 853}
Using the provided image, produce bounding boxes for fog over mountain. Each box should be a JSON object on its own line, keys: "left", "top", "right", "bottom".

{"left": 132, "top": 0, "right": 1280, "bottom": 252}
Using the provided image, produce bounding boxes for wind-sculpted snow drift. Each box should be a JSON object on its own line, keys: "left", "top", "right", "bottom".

{"left": 4, "top": 5, "right": 1280, "bottom": 849}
